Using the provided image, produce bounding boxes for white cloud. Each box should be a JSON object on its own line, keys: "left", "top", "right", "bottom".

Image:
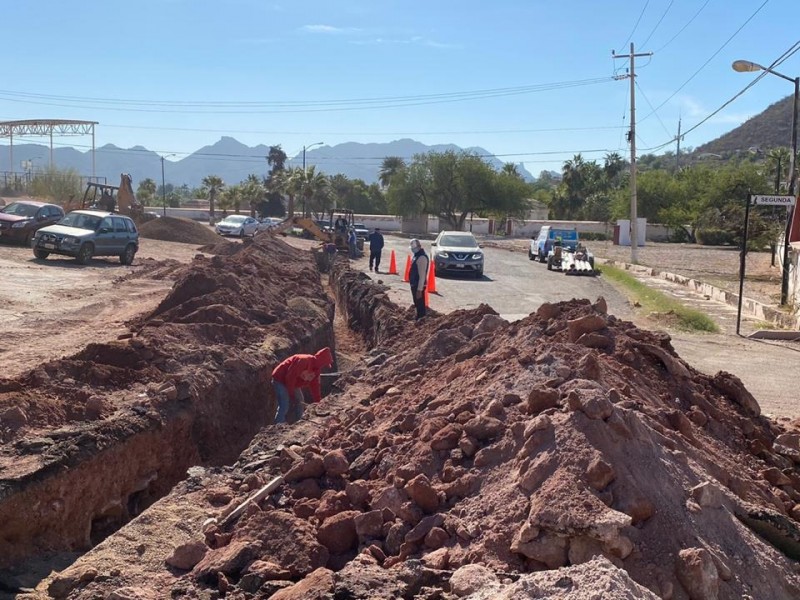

{"left": 674, "top": 95, "right": 753, "bottom": 126}
{"left": 300, "top": 24, "right": 361, "bottom": 34}
{"left": 349, "top": 36, "right": 457, "bottom": 49}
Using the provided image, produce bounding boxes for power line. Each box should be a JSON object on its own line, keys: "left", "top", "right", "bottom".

{"left": 618, "top": 0, "right": 650, "bottom": 51}
{"left": 639, "top": 0, "right": 770, "bottom": 124}
{"left": 98, "top": 123, "right": 625, "bottom": 136}
{"left": 653, "top": 0, "right": 711, "bottom": 53}
{"left": 0, "top": 77, "right": 614, "bottom": 115}
{"left": 640, "top": 0, "right": 674, "bottom": 48}
{"left": 635, "top": 80, "right": 673, "bottom": 138}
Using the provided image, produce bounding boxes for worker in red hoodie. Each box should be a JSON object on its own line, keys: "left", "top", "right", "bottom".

{"left": 270, "top": 347, "right": 333, "bottom": 424}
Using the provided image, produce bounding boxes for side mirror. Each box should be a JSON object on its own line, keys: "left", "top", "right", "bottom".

{"left": 99, "top": 227, "right": 110, "bottom": 234}
{"left": 431, "top": 242, "right": 437, "bottom": 246}
{"left": 478, "top": 244, "right": 484, "bottom": 248}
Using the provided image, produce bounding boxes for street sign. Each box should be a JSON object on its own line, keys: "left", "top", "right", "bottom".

{"left": 750, "top": 194, "right": 796, "bottom": 206}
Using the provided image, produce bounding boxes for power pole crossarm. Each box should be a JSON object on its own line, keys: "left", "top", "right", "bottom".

{"left": 612, "top": 43, "right": 653, "bottom": 264}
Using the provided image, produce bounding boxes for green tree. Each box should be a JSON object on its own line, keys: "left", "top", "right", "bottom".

{"left": 297, "top": 166, "right": 331, "bottom": 218}
{"left": 267, "top": 145, "right": 288, "bottom": 174}
{"left": 379, "top": 156, "right": 406, "bottom": 188}
{"left": 387, "top": 150, "right": 531, "bottom": 230}
{"left": 30, "top": 166, "right": 82, "bottom": 206}
{"left": 201, "top": 175, "right": 225, "bottom": 224}
{"left": 240, "top": 175, "right": 264, "bottom": 216}
{"left": 137, "top": 178, "right": 157, "bottom": 205}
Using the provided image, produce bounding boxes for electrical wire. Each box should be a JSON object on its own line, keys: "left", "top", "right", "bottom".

{"left": 639, "top": 41, "right": 800, "bottom": 153}
{"left": 640, "top": 0, "right": 674, "bottom": 48}
{"left": 653, "top": 0, "right": 711, "bottom": 53}
{"left": 0, "top": 77, "right": 614, "bottom": 115}
{"left": 635, "top": 80, "right": 673, "bottom": 139}
{"left": 639, "top": 0, "right": 770, "bottom": 124}
{"left": 618, "top": 0, "right": 651, "bottom": 51}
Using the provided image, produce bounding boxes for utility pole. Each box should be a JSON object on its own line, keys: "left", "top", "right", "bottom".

{"left": 676, "top": 117, "right": 682, "bottom": 170}
{"left": 613, "top": 43, "right": 652, "bottom": 264}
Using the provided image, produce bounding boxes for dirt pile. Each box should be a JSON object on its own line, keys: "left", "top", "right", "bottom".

{"left": 51, "top": 290, "right": 800, "bottom": 598}
{"left": 0, "top": 235, "right": 335, "bottom": 573}
{"left": 138, "top": 216, "right": 221, "bottom": 244}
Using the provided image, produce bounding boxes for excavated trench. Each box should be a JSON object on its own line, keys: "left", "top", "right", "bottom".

{"left": 0, "top": 237, "right": 340, "bottom": 578}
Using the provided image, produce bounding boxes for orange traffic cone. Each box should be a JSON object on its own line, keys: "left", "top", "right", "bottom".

{"left": 403, "top": 255, "right": 412, "bottom": 282}
{"left": 427, "top": 263, "right": 437, "bottom": 294}
{"left": 388, "top": 250, "right": 398, "bottom": 275}
{"left": 424, "top": 286, "right": 430, "bottom": 308}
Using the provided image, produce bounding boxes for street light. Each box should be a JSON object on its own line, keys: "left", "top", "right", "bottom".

{"left": 732, "top": 59, "right": 798, "bottom": 306}
{"left": 160, "top": 154, "right": 177, "bottom": 217}
{"left": 301, "top": 142, "right": 324, "bottom": 217}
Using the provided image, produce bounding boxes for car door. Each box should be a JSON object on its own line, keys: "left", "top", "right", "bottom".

{"left": 112, "top": 217, "right": 130, "bottom": 253}
{"left": 94, "top": 217, "right": 116, "bottom": 255}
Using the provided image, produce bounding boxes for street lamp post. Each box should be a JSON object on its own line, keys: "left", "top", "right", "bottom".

{"left": 160, "top": 154, "right": 177, "bottom": 217}
{"left": 733, "top": 60, "right": 798, "bottom": 306}
{"left": 301, "top": 142, "right": 324, "bottom": 217}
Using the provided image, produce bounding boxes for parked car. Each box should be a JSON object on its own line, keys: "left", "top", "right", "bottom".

{"left": 530, "top": 226, "right": 580, "bottom": 262}
{"left": 32, "top": 210, "right": 139, "bottom": 265}
{"left": 216, "top": 215, "right": 259, "bottom": 237}
{"left": 0, "top": 200, "right": 64, "bottom": 245}
{"left": 352, "top": 223, "right": 370, "bottom": 241}
{"left": 258, "top": 217, "right": 283, "bottom": 232}
{"left": 431, "top": 231, "right": 484, "bottom": 278}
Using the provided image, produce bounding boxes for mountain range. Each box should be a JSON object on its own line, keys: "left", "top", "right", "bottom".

{"left": 0, "top": 137, "right": 534, "bottom": 188}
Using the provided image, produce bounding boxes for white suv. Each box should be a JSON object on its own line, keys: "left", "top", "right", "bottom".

{"left": 431, "top": 231, "right": 484, "bottom": 278}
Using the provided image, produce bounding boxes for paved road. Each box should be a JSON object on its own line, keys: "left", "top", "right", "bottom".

{"left": 361, "top": 236, "right": 634, "bottom": 322}
{"left": 353, "top": 234, "right": 798, "bottom": 419}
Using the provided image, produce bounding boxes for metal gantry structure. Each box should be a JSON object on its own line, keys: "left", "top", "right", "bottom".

{"left": 0, "top": 119, "right": 99, "bottom": 181}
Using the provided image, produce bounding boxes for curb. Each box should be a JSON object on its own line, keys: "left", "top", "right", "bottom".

{"left": 596, "top": 258, "right": 800, "bottom": 330}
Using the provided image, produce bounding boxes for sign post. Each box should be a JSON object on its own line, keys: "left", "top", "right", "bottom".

{"left": 737, "top": 194, "right": 797, "bottom": 335}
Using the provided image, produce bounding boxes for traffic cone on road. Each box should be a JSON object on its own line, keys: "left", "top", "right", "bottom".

{"left": 388, "top": 250, "right": 398, "bottom": 275}
{"left": 427, "top": 263, "right": 437, "bottom": 294}
{"left": 424, "top": 286, "right": 430, "bottom": 308}
{"left": 403, "top": 255, "right": 412, "bottom": 282}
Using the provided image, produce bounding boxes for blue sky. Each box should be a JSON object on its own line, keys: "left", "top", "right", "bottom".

{"left": 1, "top": 0, "right": 798, "bottom": 178}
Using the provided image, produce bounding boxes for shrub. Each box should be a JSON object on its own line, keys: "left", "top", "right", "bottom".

{"left": 695, "top": 228, "right": 735, "bottom": 246}
{"left": 581, "top": 232, "right": 609, "bottom": 241}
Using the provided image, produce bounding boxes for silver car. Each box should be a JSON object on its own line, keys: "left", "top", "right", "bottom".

{"left": 32, "top": 210, "right": 139, "bottom": 265}
{"left": 215, "top": 215, "right": 259, "bottom": 237}
{"left": 431, "top": 231, "right": 484, "bottom": 278}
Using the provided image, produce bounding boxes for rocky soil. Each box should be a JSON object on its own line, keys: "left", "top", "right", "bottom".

{"left": 11, "top": 237, "right": 799, "bottom": 600}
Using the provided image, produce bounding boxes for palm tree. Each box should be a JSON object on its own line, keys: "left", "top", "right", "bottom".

{"left": 379, "top": 156, "right": 406, "bottom": 188}
{"left": 242, "top": 175, "right": 264, "bottom": 216}
{"left": 267, "top": 145, "right": 287, "bottom": 176}
{"left": 766, "top": 147, "right": 791, "bottom": 192}
{"left": 298, "top": 166, "right": 330, "bottom": 218}
{"left": 270, "top": 167, "right": 302, "bottom": 217}
{"left": 502, "top": 163, "right": 522, "bottom": 178}
{"left": 201, "top": 175, "right": 224, "bottom": 224}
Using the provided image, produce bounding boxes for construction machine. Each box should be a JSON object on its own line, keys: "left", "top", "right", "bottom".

{"left": 272, "top": 208, "right": 364, "bottom": 253}
{"left": 63, "top": 174, "right": 145, "bottom": 221}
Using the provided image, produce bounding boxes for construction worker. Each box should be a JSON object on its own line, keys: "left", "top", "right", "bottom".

{"left": 269, "top": 347, "right": 333, "bottom": 424}
{"left": 368, "top": 227, "right": 384, "bottom": 273}
{"left": 409, "top": 238, "right": 429, "bottom": 320}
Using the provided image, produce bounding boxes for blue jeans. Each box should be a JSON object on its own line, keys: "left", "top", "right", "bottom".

{"left": 272, "top": 380, "right": 305, "bottom": 424}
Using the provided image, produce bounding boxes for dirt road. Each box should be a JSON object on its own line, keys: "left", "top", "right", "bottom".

{"left": 0, "top": 240, "right": 198, "bottom": 377}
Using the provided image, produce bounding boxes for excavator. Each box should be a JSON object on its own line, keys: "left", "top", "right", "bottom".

{"left": 63, "top": 173, "right": 146, "bottom": 221}
{"left": 272, "top": 208, "right": 364, "bottom": 253}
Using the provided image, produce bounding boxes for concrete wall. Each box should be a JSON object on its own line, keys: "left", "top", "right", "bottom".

{"left": 146, "top": 207, "right": 672, "bottom": 242}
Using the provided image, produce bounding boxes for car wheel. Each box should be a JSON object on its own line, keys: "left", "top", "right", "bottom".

{"left": 238, "top": 228, "right": 244, "bottom": 238}
{"left": 475, "top": 270, "right": 483, "bottom": 279}
{"left": 76, "top": 243, "right": 94, "bottom": 265}
{"left": 25, "top": 231, "right": 34, "bottom": 246}
{"left": 119, "top": 244, "right": 136, "bottom": 265}
{"left": 528, "top": 249, "right": 534, "bottom": 260}
{"left": 547, "top": 257, "right": 553, "bottom": 271}
{"left": 33, "top": 248, "right": 49, "bottom": 260}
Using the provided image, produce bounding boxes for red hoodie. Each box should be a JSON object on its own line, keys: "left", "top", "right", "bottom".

{"left": 271, "top": 347, "right": 333, "bottom": 403}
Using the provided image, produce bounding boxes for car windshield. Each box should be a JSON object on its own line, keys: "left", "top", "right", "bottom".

{"left": 223, "top": 215, "right": 247, "bottom": 224}
{"left": 58, "top": 213, "right": 102, "bottom": 230}
{"left": 551, "top": 230, "right": 578, "bottom": 241}
{"left": 439, "top": 234, "right": 478, "bottom": 248}
{"left": 1, "top": 202, "right": 39, "bottom": 217}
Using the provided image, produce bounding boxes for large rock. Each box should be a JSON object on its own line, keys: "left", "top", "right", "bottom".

{"left": 568, "top": 314, "right": 606, "bottom": 342}
{"left": 317, "top": 510, "right": 359, "bottom": 554}
{"left": 405, "top": 474, "right": 440, "bottom": 513}
{"left": 449, "top": 564, "right": 500, "bottom": 597}
{"left": 271, "top": 568, "right": 335, "bottom": 600}
{"left": 323, "top": 449, "right": 350, "bottom": 476}
{"left": 166, "top": 540, "right": 208, "bottom": 570}
{"left": 463, "top": 415, "right": 504, "bottom": 441}
{"left": 676, "top": 547, "right": 719, "bottom": 600}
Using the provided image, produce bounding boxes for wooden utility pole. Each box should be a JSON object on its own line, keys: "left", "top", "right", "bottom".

{"left": 613, "top": 43, "right": 652, "bottom": 264}
{"left": 676, "top": 117, "right": 682, "bottom": 170}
